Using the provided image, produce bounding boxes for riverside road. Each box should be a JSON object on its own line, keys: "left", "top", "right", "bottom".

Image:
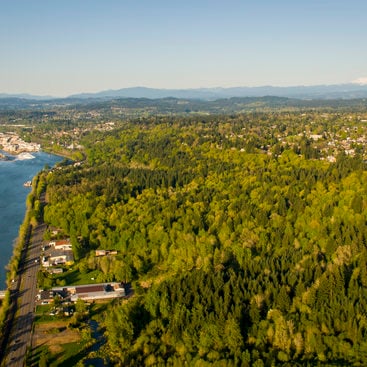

{"left": 2, "top": 222, "right": 46, "bottom": 367}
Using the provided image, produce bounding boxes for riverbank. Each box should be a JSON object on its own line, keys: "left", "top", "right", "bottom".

{"left": 0, "top": 151, "right": 63, "bottom": 287}
{"left": 0, "top": 172, "right": 40, "bottom": 365}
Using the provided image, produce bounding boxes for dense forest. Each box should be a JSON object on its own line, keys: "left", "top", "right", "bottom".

{"left": 36, "top": 110, "right": 367, "bottom": 366}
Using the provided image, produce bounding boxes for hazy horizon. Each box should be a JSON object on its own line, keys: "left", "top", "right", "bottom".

{"left": 3, "top": 82, "right": 367, "bottom": 100}
{"left": 1, "top": 0, "right": 367, "bottom": 97}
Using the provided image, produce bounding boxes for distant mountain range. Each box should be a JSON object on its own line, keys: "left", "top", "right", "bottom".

{"left": 2, "top": 83, "right": 367, "bottom": 101}
{"left": 0, "top": 93, "right": 53, "bottom": 100}
{"left": 69, "top": 84, "right": 367, "bottom": 100}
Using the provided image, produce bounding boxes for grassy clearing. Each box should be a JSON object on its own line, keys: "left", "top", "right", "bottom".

{"left": 28, "top": 341, "right": 90, "bottom": 367}
{"left": 53, "top": 268, "right": 103, "bottom": 286}
{"left": 49, "top": 341, "right": 89, "bottom": 367}
{"left": 29, "top": 320, "right": 83, "bottom": 367}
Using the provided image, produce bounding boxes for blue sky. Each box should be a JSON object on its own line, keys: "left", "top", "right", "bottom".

{"left": 1, "top": 0, "right": 366, "bottom": 96}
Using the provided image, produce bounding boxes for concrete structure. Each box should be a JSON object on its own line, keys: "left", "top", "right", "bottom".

{"left": 70, "top": 282, "right": 125, "bottom": 302}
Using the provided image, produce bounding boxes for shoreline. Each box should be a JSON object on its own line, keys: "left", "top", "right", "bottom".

{"left": 0, "top": 172, "right": 39, "bottom": 363}
{"left": 0, "top": 151, "right": 65, "bottom": 287}
{"left": 0, "top": 170, "right": 50, "bottom": 365}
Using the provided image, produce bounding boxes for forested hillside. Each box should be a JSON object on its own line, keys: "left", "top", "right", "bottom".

{"left": 41, "top": 112, "right": 367, "bottom": 366}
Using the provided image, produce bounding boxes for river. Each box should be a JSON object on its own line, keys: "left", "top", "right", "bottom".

{"left": 0, "top": 151, "right": 62, "bottom": 287}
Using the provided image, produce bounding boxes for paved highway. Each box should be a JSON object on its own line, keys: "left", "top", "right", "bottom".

{"left": 2, "top": 223, "right": 46, "bottom": 367}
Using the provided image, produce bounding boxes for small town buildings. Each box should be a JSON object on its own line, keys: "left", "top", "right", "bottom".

{"left": 47, "top": 282, "right": 125, "bottom": 302}
{"left": 42, "top": 238, "right": 74, "bottom": 267}
{"left": 47, "top": 268, "right": 63, "bottom": 274}
{"left": 37, "top": 289, "right": 67, "bottom": 303}
{"left": 37, "top": 290, "right": 55, "bottom": 304}
{"left": 49, "top": 239, "right": 73, "bottom": 251}
{"left": 309, "top": 134, "right": 323, "bottom": 141}
{"left": 95, "top": 249, "right": 118, "bottom": 257}
{"left": 70, "top": 282, "right": 125, "bottom": 302}
{"left": 49, "top": 250, "right": 74, "bottom": 266}
{"left": 0, "top": 132, "right": 40, "bottom": 153}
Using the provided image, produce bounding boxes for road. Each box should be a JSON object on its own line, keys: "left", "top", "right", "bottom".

{"left": 2, "top": 222, "right": 46, "bottom": 367}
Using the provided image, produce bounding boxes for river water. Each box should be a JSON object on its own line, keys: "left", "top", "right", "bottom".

{"left": 0, "top": 151, "right": 62, "bottom": 287}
